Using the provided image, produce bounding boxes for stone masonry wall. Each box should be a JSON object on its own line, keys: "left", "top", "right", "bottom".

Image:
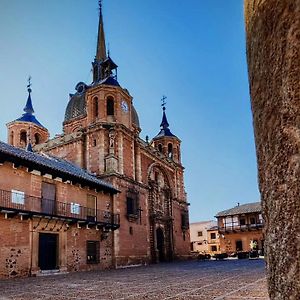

{"left": 0, "top": 216, "right": 30, "bottom": 278}
{"left": 245, "top": 0, "right": 300, "bottom": 298}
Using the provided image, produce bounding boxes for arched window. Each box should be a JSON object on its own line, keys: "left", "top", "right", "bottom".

{"left": 158, "top": 144, "right": 163, "bottom": 153}
{"left": 34, "top": 133, "right": 41, "bottom": 145}
{"left": 168, "top": 143, "right": 173, "bottom": 159}
{"left": 10, "top": 131, "right": 14, "bottom": 145}
{"left": 107, "top": 97, "right": 114, "bottom": 116}
{"left": 20, "top": 131, "right": 27, "bottom": 145}
{"left": 93, "top": 97, "right": 98, "bottom": 119}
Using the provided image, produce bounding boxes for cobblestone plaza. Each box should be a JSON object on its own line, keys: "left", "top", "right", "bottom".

{"left": 1, "top": 259, "right": 268, "bottom": 300}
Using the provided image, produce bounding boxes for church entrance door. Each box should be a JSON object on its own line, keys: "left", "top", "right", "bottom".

{"left": 156, "top": 227, "right": 165, "bottom": 262}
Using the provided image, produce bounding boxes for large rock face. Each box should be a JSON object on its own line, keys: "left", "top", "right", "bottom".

{"left": 244, "top": 1, "right": 300, "bottom": 299}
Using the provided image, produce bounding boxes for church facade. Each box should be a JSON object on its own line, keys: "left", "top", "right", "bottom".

{"left": 4, "top": 2, "right": 190, "bottom": 271}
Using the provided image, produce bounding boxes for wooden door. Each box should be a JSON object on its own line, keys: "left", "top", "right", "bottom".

{"left": 41, "top": 182, "right": 56, "bottom": 215}
{"left": 39, "top": 233, "right": 58, "bottom": 270}
{"left": 87, "top": 194, "right": 96, "bottom": 221}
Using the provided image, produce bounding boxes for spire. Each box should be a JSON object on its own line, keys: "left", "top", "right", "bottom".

{"left": 92, "top": 1, "right": 118, "bottom": 85}
{"left": 15, "top": 77, "right": 45, "bottom": 128}
{"left": 24, "top": 76, "right": 34, "bottom": 115}
{"left": 96, "top": 0, "right": 107, "bottom": 62}
{"left": 153, "top": 96, "right": 176, "bottom": 139}
{"left": 160, "top": 96, "right": 169, "bottom": 129}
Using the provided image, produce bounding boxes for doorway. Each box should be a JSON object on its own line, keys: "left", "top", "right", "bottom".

{"left": 236, "top": 240, "right": 243, "bottom": 251}
{"left": 38, "top": 233, "right": 58, "bottom": 270}
{"left": 156, "top": 227, "right": 165, "bottom": 262}
{"left": 41, "top": 182, "right": 56, "bottom": 215}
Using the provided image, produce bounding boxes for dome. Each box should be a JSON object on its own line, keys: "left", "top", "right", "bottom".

{"left": 64, "top": 92, "right": 86, "bottom": 122}
{"left": 132, "top": 106, "right": 140, "bottom": 128}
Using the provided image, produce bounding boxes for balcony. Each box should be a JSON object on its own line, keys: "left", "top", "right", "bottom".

{"left": 0, "top": 189, "right": 120, "bottom": 230}
{"left": 218, "top": 220, "right": 263, "bottom": 233}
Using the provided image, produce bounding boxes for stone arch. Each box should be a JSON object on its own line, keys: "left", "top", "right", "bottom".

{"left": 34, "top": 133, "right": 41, "bottom": 145}
{"left": 9, "top": 131, "right": 14, "bottom": 145}
{"left": 147, "top": 163, "right": 173, "bottom": 196}
{"left": 92, "top": 96, "right": 99, "bottom": 119}
{"left": 20, "top": 130, "right": 27, "bottom": 146}
{"left": 106, "top": 96, "right": 114, "bottom": 116}
{"left": 147, "top": 163, "right": 174, "bottom": 263}
{"left": 168, "top": 143, "right": 173, "bottom": 159}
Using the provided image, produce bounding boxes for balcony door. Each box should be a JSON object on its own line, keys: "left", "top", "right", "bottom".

{"left": 41, "top": 182, "right": 56, "bottom": 215}
{"left": 87, "top": 194, "right": 96, "bottom": 222}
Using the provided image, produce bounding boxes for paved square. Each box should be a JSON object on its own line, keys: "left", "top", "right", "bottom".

{"left": 0, "top": 259, "right": 269, "bottom": 300}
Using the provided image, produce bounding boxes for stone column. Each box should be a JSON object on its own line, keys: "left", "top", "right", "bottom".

{"left": 244, "top": 1, "right": 300, "bottom": 299}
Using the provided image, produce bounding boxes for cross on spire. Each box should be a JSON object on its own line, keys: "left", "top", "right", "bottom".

{"left": 161, "top": 95, "right": 167, "bottom": 111}
{"left": 27, "top": 76, "right": 32, "bottom": 93}
{"left": 99, "top": 0, "right": 102, "bottom": 14}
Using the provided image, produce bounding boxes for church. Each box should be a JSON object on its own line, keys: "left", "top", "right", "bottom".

{"left": 0, "top": 2, "right": 190, "bottom": 277}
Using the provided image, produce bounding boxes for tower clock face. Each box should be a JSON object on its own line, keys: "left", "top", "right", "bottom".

{"left": 121, "top": 100, "right": 129, "bottom": 112}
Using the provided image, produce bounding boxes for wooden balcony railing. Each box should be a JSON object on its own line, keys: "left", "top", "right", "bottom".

{"left": 218, "top": 220, "right": 264, "bottom": 233}
{"left": 0, "top": 189, "right": 120, "bottom": 229}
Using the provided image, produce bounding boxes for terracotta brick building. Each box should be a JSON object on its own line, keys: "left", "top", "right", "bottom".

{"left": 216, "top": 202, "right": 264, "bottom": 254}
{"left": 2, "top": 1, "right": 190, "bottom": 274}
{"left": 0, "top": 141, "right": 119, "bottom": 278}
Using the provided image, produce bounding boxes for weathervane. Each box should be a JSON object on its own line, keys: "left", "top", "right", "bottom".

{"left": 27, "top": 76, "right": 32, "bottom": 93}
{"left": 161, "top": 95, "right": 167, "bottom": 110}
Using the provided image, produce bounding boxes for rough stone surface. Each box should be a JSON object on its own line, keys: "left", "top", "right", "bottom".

{"left": 244, "top": 1, "right": 300, "bottom": 299}
{"left": 0, "top": 260, "right": 268, "bottom": 300}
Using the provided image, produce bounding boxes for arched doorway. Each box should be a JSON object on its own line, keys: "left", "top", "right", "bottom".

{"left": 148, "top": 164, "right": 174, "bottom": 263}
{"left": 156, "top": 227, "right": 165, "bottom": 262}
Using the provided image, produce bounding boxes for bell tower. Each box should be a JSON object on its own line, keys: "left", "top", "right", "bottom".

{"left": 92, "top": 0, "right": 118, "bottom": 84}
{"left": 152, "top": 97, "right": 181, "bottom": 164}
{"left": 7, "top": 78, "right": 49, "bottom": 149}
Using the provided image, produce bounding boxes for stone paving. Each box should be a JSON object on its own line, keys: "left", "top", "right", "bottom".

{"left": 0, "top": 259, "right": 269, "bottom": 300}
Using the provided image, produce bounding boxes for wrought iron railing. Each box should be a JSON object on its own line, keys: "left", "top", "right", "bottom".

{"left": 0, "top": 189, "right": 120, "bottom": 228}
{"left": 218, "top": 220, "right": 264, "bottom": 232}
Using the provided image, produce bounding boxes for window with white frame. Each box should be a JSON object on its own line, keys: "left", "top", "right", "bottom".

{"left": 11, "top": 190, "right": 25, "bottom": 205}
{"left": 70, "top": 202, "right": 80, "bottom": 215}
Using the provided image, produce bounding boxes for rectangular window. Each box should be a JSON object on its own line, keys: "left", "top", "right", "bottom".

{"left": 181, "top": 212, "right": 189, "bottom": 230}
{"left": 210, "top": 232, "right": 216, "bottom": 240}
{"left": 86, "top": 241, "right": 100, "bottom": 264}
{"left": 197, "top": 231, "right": 203, "bottom": 237}
{"left": 70, "top": 202, "right": 80, "bottom": 215}
{"left": 11, "top": 190, "right": 25, "bottom": 205}
{"left": 250, "top": 217, "right": 256, "bottom": 224}
{"left": 126, "top": 197, "right": 139, "bottom": 216}
{"left": 211, "top": 245, "right": 217, "bottom": 252}
{"left": 240, "top": 218, "right": 246, "bottom": 226}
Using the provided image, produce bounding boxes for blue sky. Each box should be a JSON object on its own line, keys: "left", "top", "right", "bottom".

{"left": 0, "top": 0, "right": 260, "bottom": 222}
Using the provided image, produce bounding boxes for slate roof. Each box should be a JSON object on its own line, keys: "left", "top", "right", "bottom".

{"left": 16, "top": 113, "right": 45, "bottom": 128}
{"left": 14, "top": 91, "right": 45, "bottom": 128}
{"left": 215, "top": 202, "right": 261, "bottom": 217}
{"left": 99, "top": 76, "right": 120, "bottom": 87}
{"left": 131, "top": 106, "right": 140, "bottom": 128}
{"left": 64, "top": 92, "right": 87, "bottom": 122}
{"left": 153, "top": 108, "right": 177, "bottom": 140}
{"left": 0, "top": 141, "right": 118, "bottom": 194}
{"left": 153, "top": 128, "right": 176, "bottom": 139}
